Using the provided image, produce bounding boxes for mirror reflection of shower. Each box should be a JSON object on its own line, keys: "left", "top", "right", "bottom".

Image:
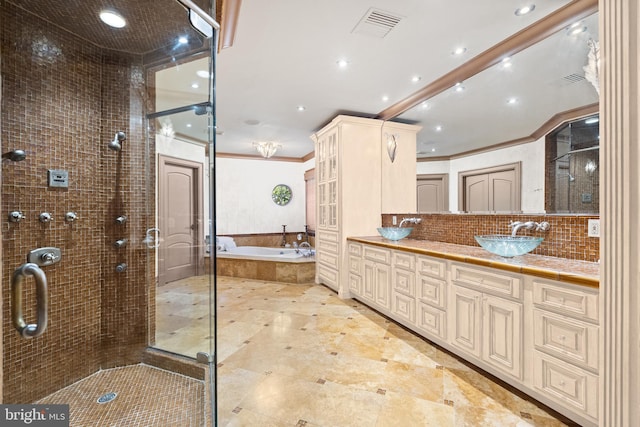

{"left": 2, "top": 149, "right": 27, "bottom": 162}
{"left": 548, "top": 114, "right": 599, "bottom": 213}
{"left": 108, "top": 131, "right": 126, "bottom": 151}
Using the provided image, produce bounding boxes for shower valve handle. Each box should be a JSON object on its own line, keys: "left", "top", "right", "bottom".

{"left": 8, "top": 211, "right": 26, "bottom": 223}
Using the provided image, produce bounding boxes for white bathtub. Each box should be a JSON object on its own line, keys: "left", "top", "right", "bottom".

{"left": 216, "top": 246, "right": 313, "bottom": 260}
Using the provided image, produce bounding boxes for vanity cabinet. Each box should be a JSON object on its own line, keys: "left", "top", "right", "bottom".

{"left": 362, "top": 246, "right": 391, "bottom": 310}
{"left": 347, "top": 239, "right": 599, "bottom": 427}
{"left": 415, "top": 255, "right": 448, "bottom": 340}
{"left": 312, "top": 115, "right": 420, "bottom": 297}
{"left": 391, "top": 251, "right": 417, "bottom": 323}
{"left": 449, "top": 263, "right": 523, "bottom": 379}
{"left": 531, "top": 279, "right": 600, "bottom": 422}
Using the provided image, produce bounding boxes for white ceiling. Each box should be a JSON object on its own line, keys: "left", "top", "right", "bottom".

{"left": 157, "top": 0, "right": 599, "bottom": 159}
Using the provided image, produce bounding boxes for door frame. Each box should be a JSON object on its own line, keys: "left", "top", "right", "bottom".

{"left": 158, "top": 154, "right": 204, "bottom": 285}
{"left": 458, "top": 162, "right": 522, "bottom": 213}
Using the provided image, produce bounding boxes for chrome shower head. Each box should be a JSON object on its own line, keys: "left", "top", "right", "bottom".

{"left": 2, "top": 149, "right": 26, "bottom": 162}
{"left": 108, "top": 131, "right": 126, "bottom": 151}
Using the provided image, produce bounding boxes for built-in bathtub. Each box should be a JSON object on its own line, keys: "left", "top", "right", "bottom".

{"left": 212, "top": 246, "right": 315, "bottom": 284}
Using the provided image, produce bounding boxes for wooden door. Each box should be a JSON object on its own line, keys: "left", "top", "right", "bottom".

{"left": 465, "top": 174, "right": 489, "bottom": 212}
{"left": 417, "top": 174, "right": 448, "bottom": 212}
{"left": 159, "top": 156, "right": 201, "bottom": 284}
{"left": 489, "top": 169, "right": 518, "bottom": 212}
{"left": 460, "top": 162, "right": 521, "bottom": 212}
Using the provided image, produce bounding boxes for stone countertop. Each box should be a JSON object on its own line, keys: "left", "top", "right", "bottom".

{"left": 347, "top": 236, "right": 599, "bottom": 288}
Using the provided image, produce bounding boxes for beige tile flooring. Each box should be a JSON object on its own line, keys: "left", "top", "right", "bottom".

{"left": 156, "top": 275, "right": 576, "bottom": 427}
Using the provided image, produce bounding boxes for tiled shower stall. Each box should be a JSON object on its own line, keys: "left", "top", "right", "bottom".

{"left": 1, "top": 0, "right": 215, "bottom": 408}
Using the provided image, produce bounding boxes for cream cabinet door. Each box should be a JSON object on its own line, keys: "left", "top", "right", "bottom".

{"left": 482, "top": 294, "right": 523, "bottom": 379}
{"left": 449, "top": 285, "right": 482, "bottom": 358}
{"left": 374, "top": 263, "right": 391, "bottom": 310}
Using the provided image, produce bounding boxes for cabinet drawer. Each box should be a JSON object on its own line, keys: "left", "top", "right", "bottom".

{"left": 317, "top": 239, "right": 339, "bottom": 255}
{"left": 393, "top": 292, "right": 415, "bottom": 324}
{"left": 393, "top": 251, "right": 415, "bottom": 270}
{"left": 393, "top": 267, "right": 415, "bottom": 297}
{"left": 317, "top": 251, "right": 338, "bottom": 269}
{"left": 533, "top": 309, "right": 599, "bottom": 371}
{"left": 417, "top": 302, "right": 446, "bottom": 340}
{"left": 317, "top": 264, "right": 338, "bottom": 289}
{"left": 363, "top": 246, "right": 391, "bottom": 264}
{"left": 533, "top": 351, "right": 598, "bottom": 421}
{"left": 416, "top": 255, "right": 446, "bottom": 280}
{"left": 451, "top": 264, "right": 522, "bottom": 299}
{"left": 533, "top": 280, "right": 599, "bottom": 322}
{"left": 318, "top": 230, "right": 339, "bottom": 243}
{"left": 417, "top": 276, "right": 447, "bottom": 310}
{"left": 348, "top": 255, "right": 362, "bottom": 275}
{"left": 348, "top": 242, "right": 362, "bottom": 256}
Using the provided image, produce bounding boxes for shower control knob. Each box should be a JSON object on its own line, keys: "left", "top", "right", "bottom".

{"left": 41, "top": 252, "right": 60, "bottom": 263}
{"left": 114, "top": 239, "right": 128, "bottom": 249}
{"left": 115, "top": 215, "right": 127, "bottom": 225}
{"left": 39, "top": 212, "right": 53, "bottom": 223}
{"left": 8, "top": 211, "right": 25, "bottom": 223}
{"left": 65, "top": 212, "right": 78, "bottom": 222}
{"left": 115, "top": 263, "right": 127, "bottom": 273}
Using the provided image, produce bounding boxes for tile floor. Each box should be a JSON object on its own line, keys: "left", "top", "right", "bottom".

{"left": 37, "top": 365, "right": 204, "bottom": 426}
{"left": 156, "top": 275, "right": 577, "bottom": 427}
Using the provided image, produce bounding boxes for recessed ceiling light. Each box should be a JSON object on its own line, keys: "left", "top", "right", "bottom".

{"left": 431, "top": 148, "right": 436, "bottom": 152}
{"left": 507, "top": 97, "right": 518, "bottom": 105}
{"left": 191, "top": 83, "right": 199, "bottom": 89}
{"left": 178, "top": 36, "right": 189, "bottom": 44}
{"left": 186, "top": 123, "right": 192, "bottom": 128}
{"left": 452, "top": 47, "right": 467, "bottom": 56}
{"left": 336, "top": 59, "right": 349, "bottom": 68}
{"left": 585, "top": 117, "right": 599, "bottom": 124}
{"left": 196, "top": 70, "right": 210, "bottom": 78}
{"left": 454, "top": 82, "right": 465, "bottom": 92}
{"left": 435, "top": 125, "right": 443, "bottom": 132}
{"left": 420, "top": 102, "right": 429, "bottom": 110}
{"left": 382, "top": 95, "right": 389, "bottom": 102}
{"left": 515, "top": 5, "right": 535, "bottom": 16}
{"left": 568, "top": 25, "right": 587, "bottom": 36}
{"left": 297, "top": 105, "right": 306, "bottom": 112}
{"left": 411, "top": 75, "right": 421, "bottom": 83}
{"left": 501, "top": 57, "right": 512, "bottom": 68}
{"left": 100, "top": 10, "right": 126, "bottom": 28}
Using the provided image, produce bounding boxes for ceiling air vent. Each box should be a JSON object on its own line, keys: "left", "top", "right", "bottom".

{"left": 562, "top": 73, "right": 586, "bottom": 84}
{"left": 352, "top": 8, "right": 403, "bottom": 38}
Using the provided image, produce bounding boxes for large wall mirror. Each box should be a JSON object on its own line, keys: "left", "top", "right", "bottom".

{"left": 395, "top": 10, "right": 599, "bottom": 214}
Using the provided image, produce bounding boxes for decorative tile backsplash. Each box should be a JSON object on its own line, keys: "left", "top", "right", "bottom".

{"left": 382, "top": 213, "right": 599, "bottom": 262}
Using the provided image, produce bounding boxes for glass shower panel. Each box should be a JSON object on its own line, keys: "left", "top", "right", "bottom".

{"left": 1, "top": 0, "right": 216, "bottom": 423}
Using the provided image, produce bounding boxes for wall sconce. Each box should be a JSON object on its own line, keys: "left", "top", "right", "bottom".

{"left": 386, "top": 133, "right": 398, "bottom": 163}
{"left": 585, "top": 159, "right": 598, "bottom": 174}
{"left": 253, "top": 141, "right": 281, "bottom": 158}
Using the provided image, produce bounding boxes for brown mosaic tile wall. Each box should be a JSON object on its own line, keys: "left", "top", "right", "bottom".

{"left": 382, "top": 213, "right": 600, "bottom": 262}
{"left": 1, "top": 3, "right": 151, "bottom": 402}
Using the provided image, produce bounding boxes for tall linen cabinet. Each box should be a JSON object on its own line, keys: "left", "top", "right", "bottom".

{"left": 311, "top": 115, "right": 420, "bottom": 298}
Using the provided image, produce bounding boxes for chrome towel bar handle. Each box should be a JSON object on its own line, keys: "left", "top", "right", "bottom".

{"left": 11, "top": 263, "right": 48, "bottom": 338}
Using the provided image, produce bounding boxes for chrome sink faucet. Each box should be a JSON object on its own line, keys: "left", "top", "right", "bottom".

{"left": 399, "top": 217, "right": 422, "bottom": 228}
{"left": 509, "top": 220, "right": 550, "bottom": 236}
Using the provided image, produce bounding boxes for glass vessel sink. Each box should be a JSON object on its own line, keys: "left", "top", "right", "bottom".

{"left": 377, "top": 227, "right": 413, "bottom": 241}
{"left": 474, "top": 235, "right": 543, "bottom": 257}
